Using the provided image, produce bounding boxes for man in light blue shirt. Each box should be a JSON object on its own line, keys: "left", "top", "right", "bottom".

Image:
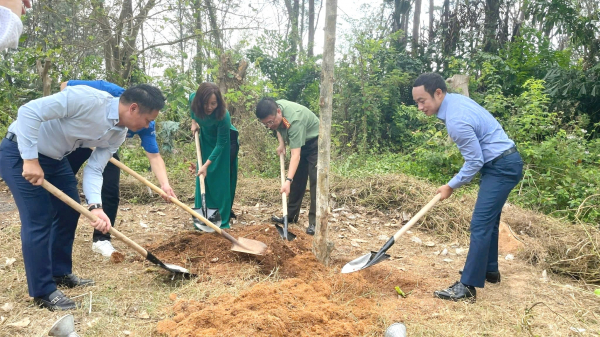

{"left": 60, "top": 80, "right": 176, "bottom": 257}
{"left": 0, "top": 84, "right": 165, "bottom": 311}
{"left": 412, "top": 73, "right": 523, "bottom": 302}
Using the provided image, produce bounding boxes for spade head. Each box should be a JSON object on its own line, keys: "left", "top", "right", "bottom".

{"left": 275, "top": 223, "right": 297, "bottom": 241}
{"left": 231, "top": 237, "right": 268, "bottom": 255}
{"left": 192, "top": 207, "right": 221, "bottom": 232}
{"left": 341, "top": 251, "right": 391, "bottom": 274}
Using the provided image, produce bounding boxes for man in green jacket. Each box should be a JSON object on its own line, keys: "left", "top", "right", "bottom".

{"left": 255, "top": 98, "right": 320, "bottom": 235}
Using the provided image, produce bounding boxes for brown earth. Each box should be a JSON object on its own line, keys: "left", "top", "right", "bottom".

{"left": 150, "top": 224, "right": 420, "bottom": 336}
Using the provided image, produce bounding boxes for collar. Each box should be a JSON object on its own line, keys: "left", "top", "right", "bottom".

{"left": 108, "top": 98, "right": 126, "bottom": 131}
{"left": 436, "top": 93, "right": 450, "bottom": 121}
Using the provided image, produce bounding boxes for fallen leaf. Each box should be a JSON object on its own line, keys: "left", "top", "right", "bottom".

{"left": 351, "top": 239, "right": 367, "bottom": 243}
{"left": 505, "top": 254, "right": 515, "bottom": 260}
{"left": 87, "top": 317, "right": 100, "bottom": 327}
{"left": 5, "top": 257, "right": 16, "bottom": 267}
{"left": 138, "top": 311, "right": 150, "bottom": 319}
{"left": 157, "top": 211, "right": 166, "bottom": 216}
{"left": 441, "top": 248, "right": 448, "bottom": 256}
{"left": 378, "top": 234, "right": 388, "bottom": 241}
{"left": 8, "top": 317, "right": 30, "bottom": 328}
{"left": 424, "top": 241, "right": 436, "bottom": 247}
{"left": 350, "top": 241, "right": 360, "bottom": 247}
{"left": 402, "top": 212, "right": 411, "bottom": 221}
{"left": 541, "top": 270, "right": 548, "bottom": 282}
{"left": 1, "top": 303, "right": 13, "bottom": 312}
{"left": 594, "top": 289, "right": 600, "bottom": 297}
{"left": 139, "top": 221, "right": 148, "bottom": 228}
{"left": 455, "top": 248, "right": 467, "bottom": 255}
{"left": 443, "top": 258, "right": 453, "bottom": 263}
{"left": 348, "top": 225, "right": 359, "bottom": 233}
{"left": 123, "top": 331, "right": 131, "bottom": 335}
{"left": 410, "top": 237, "right": 422, "bottom": 245}
{"left": 210, "top": 257, "right": 219, "bottom": 263}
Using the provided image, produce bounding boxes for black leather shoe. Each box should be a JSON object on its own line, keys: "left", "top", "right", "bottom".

{"left": 53, "top": 274, "right": 95, "bottom": 288}
{"left": 434, "top": 281, "right": 476, "bottom": 302}
{"left": 306, "top": 223, "right": 315, "bottom": 236}
{"left": 458, "top": 270, "right": 501, "bottom": 283}
{"left": 33, "top": 289, "right": 79, "bottom": 311}
{"left": 271, "top": 216, "right": 298, "bottom": 224}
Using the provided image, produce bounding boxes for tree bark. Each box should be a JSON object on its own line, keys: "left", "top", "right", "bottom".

{"left": 194, "top": 0, "right": 204, "bottom": 82}
{"left": 37, "top": 58, "right": 51, "bottom": 97}
{"left": 204, "top": 0, "right": 223, "bottom": 52}
{"left": 412, "top": 0, "right": 422, "bottom": 55}
{"left": 428, "top": 0, "right": 434, "bottom": 42}
{"left": 284, "top": 0, "right": 301, "bottom": 63}
{"left": 483, "top": 0, "right": 501, "bottom": 52}
{"left": 308, "top": 0, "right": 315, "bottom": 57}
{"left": 313, "top": 0, "right": 336, "bottom": 265}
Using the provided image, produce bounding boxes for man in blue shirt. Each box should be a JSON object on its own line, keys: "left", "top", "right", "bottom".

{"left": 0, "top": 84, "right": 165, "bottom": 310}
{"left": 60, "top": 80, "right": 177, "bottom": 257}
{"left": 412, "top": 73, "right": 523, "bottom": 302}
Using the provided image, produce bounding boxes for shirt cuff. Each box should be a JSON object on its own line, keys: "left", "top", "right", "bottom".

{"left": 18, "top": 145, "right": 39, "bottom": 160}
{"left": 447, "top": 177, "right": 463, "bottom": 190}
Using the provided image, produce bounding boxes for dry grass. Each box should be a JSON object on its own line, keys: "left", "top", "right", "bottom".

{"left": 1, "top": 173, "right": 599, "bottom": 336}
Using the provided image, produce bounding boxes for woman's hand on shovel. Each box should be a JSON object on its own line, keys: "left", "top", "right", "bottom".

{"left": 90, "top": 208, "right": 111, "bottom": 234}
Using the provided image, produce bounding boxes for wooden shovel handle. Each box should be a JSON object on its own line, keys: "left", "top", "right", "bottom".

{"left": 279, "top": 153, "right": 287, "bottom": 217}
{"left": 392, "top": 193, "right": 441, "bottom": 241}
{"left": 40, "top": 180, "right": 149, "bottom": 258}
{"left": 194, "top": 130, "right": 206, "bottom": 193}
{"left": 108, "top": 157, "right": 223, "bottom": 235}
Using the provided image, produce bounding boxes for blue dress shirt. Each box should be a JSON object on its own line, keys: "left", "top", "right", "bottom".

{"left": 67, "top": 80, "right": 159, "bottom": 153}
{"left": 437, "top": 93, "right": 515, "bottom": 189}
{"left": 7, "top": 86, "right": 127, "bottom": 204}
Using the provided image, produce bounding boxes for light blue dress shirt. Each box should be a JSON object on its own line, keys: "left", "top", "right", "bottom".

{"left": 437, "top": 93, "right": 515, "bottom": 189}
{"left": 7, "top": 85, "right": 127, "bottom": 204}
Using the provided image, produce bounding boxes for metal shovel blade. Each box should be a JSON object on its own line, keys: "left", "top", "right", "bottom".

{"left": 192, "top": 207, "right": 220, "bottom": 232}
{"left": 275, "top": 224, "right": 297, "bottom": 241}
{"left": 341, "top": 251, "right": 391, "bottom": 274}
{"left": 231, "top": 237, "right": 268, "bottom": 255}
{"left": 146, "top": 251, "right": 194, "bottom": 277}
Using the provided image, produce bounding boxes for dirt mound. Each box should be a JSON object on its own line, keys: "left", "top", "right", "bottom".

{"left": 152, "top": 224, "right": 420, "bottom": 336}
{"left": 147, "top": 224, "right": 313, "bottom": 276}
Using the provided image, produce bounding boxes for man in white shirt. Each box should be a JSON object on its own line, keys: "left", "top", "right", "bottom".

{"left": 0, "top": 84, "right": 165, "bottom": 311}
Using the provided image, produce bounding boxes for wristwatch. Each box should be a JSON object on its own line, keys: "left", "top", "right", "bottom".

{"left": 286, "top": 177, "right": 293, "bottom": 183}
{"left": 88, "top": 204, "right": 103, "bottom": 211}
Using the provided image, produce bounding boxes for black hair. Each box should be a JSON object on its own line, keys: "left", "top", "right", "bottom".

{"left": 255, "top": 97, "right": 279, "bottom": 119}
{"left": 191, "top": 82, "right": 226, "bottom": 120}
{"left": 413, "top": 73, "right": 447, "bottom": 97}
{"left": 120, "top": 84, "right": 165, "bottom": 113}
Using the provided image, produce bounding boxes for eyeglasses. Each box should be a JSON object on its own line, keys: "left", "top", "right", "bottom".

{"left": 263, "top": 120, "right": 275, "bottom": 127}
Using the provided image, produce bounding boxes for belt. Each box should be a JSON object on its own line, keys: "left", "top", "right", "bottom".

{"left": 491, "top": 146, "right": 517, "bottom": 164}
{"left": 5, "top": 132, "right": 17, "bottom": 143}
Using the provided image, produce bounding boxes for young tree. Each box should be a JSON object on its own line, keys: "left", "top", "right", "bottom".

{"left": 313, "top": 0, "right": 337, "bottom": 265}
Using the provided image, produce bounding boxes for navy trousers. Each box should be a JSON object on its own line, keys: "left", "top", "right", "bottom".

{"left": 460, "top": 151, "right": 523, "bottom": 288}
{"left": 0, "top": 139, "right": 81, "bottom": 297}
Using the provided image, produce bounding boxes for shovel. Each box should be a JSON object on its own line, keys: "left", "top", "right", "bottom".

{"left": 275, "top": 153, "right": 296, "bottom": 241}
{"left": 192, "top": 130, "right": 220, "bottom": 232}
{"left": 108, "top": 157, "right": 268, "bottom": 256}
{"left": 341, "top": 193, "right": 441, "bottom": 274}
{"left": 40, "top": 180, "right": 193, "bottom": 276}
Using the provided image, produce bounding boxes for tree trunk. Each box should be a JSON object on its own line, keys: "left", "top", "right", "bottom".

{"left": 483, "top": 0, "right": 501, "bottom": 52}
{"left": 412, "top": 0, "right": 422, "bottom": 55}
{"left": 313, "top": 0, "right": 336, "bottom": 265}
{"left": 194, "top": 0, "right": 204, "bottom": 82}
{"left": 284, "top": 0, "right": 301, "bottom": 63}
{"left": 428, "top": 0, "right": 434, "bottom": 42}
{"left": 308, "top": 0, "right": 315, "bottom": 57}
{"left": 204, "top": 0, "right": 222, "bottom": 52}
{"left": 37, "top": 58, "right": 51, "bottom": 97}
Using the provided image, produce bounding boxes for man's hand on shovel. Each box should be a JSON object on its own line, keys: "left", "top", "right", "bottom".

{"left": 436, "top": 184, "right": 454, "bottom": 201}
{"left": 89, "top": 208, "right": 111, "bottom": 234}
{"left": 280, "top": 179, "right": 291, "bottom": 196}
{"left": 160, "top": 183, "right": 177, "bottom": 202}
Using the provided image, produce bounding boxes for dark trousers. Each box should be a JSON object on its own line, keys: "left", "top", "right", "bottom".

{"left": 65, "top": 147, "right": 120, "bottom": 242}
{"left": 460, "top": 151, "right": 523, "bottom": 288}
{"left": 288, "top": 137, "right": 318, "bottom": 226}
{"left": 230, "top": 129, "right": 239, "bottom": 209}
{"left": 0, "top": 139, "right": 80, "bottom": 297}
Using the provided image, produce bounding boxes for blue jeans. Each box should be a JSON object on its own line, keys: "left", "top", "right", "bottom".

{"left": 0, "top": 139, "right": 80, "bottom": 297}
{"left": 460, "top": 151, "right": 523, "bottom": 288}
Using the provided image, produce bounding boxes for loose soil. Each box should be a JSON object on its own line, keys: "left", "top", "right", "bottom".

{"left": 150, "top": 224, "right": 420, "bottom": 336}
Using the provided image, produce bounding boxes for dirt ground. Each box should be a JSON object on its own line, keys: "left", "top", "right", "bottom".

{"left": 0, "top": 179, "right": 599, "bottom": 336}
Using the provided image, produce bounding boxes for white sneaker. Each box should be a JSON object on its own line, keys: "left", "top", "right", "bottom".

{"left": 92, "top": 240, "right": 117, "bottom": 257}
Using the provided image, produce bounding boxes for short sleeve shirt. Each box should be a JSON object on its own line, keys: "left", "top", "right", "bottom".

{"left": 276, "top": 99, "right": 320, "bottom": 149}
